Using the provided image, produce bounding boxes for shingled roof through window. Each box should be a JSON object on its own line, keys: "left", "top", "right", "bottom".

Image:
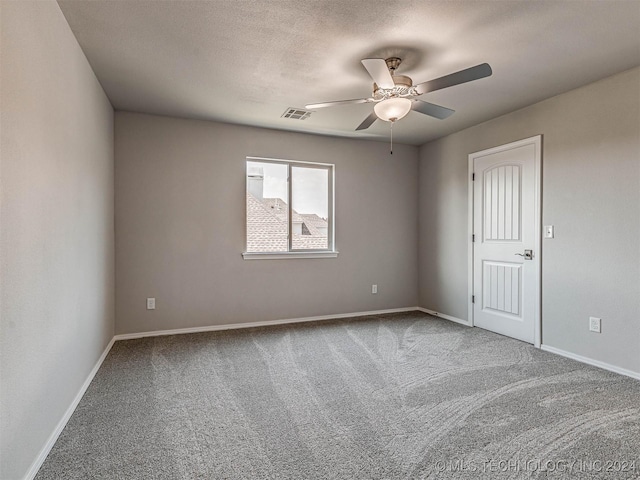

{"left": 247, "top": 193, "right": 328, "bottom": 252}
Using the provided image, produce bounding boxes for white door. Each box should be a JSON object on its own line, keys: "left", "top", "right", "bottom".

{"left": 470, "top": 136, "right": 541, "bottom": 345}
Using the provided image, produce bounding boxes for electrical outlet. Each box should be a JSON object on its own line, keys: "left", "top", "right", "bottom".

{"left": 147, "top": 298, "right": 156, "bottom": 310}
{"left": 589, "top": 316, "right": 601, "bottom": 333}
{"left": 371, "top": 284, "right": 378, "bottom": 294}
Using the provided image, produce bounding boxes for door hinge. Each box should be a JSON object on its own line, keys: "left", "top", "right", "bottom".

{"left": 472, "top": 295, "right": 475, "bottom": 304}
{"left": 472, "top": 234, "right": 475, "bottom": 242}
{"left": 472, "top": 173, "right": 475, "bottom": 181}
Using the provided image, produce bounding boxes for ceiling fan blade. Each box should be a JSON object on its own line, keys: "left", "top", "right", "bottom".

{"left": 361, "top": 58, "right": 395, "bottom": 89}
{"left": 411, "top": 100, "right": 455, "bottom": 120}
{"left": 355, "top": 111, "right": 378, "bottom": 131}
{"left": 415, "top": 63, "right": 493, "bottom": 95}
{"left": 305, "top": 98, "right": 370, "bottom": 109}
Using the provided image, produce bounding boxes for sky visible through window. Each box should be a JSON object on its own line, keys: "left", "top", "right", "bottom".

{"left": 252, "top": 161, "right": 328, "bottom": 218}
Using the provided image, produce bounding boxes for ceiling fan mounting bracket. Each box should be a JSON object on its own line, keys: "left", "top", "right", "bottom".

{"left": 385, "top": 57, "right": 402, "bottom": 74}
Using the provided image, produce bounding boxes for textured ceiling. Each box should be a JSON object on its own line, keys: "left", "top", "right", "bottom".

{"left": 57, "top": 0, "right": 640, "bottom": 145}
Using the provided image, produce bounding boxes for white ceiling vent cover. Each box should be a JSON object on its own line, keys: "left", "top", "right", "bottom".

{"left": 282, "top": 108, "right": 312, "bottom": 120}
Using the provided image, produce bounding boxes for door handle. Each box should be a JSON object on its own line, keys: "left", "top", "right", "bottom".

{"left": 515, "top": 249, "right": 533, "bottom": 260}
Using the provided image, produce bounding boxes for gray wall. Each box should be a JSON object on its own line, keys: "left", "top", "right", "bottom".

{"left": 418, "top": 67, "right": 640, "bottom": 374}
{"left": 115, "top": 112, "right": 419, "bottom": 335}
{"left": 0, "top": 1, "right": 115, "bottom": 478}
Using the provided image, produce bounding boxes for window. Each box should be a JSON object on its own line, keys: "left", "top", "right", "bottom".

{"left": 244, "top": 157, "right": 336, "bottom": 259}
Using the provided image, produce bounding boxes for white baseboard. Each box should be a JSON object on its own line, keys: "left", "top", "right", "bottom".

{"left": 23, "top": 306, "right": 449, "bottom": 478}
{"left": 24, "top": 337, "right": 116, "bottom": 480}
{"left": 417, "top": 307, "right": 471, "bottom": 327}
{"left": 113, "top": 307, "right": 422, "bottom": 341}
{"left": 541, "top": 344, "right": 640, "bottom": 381}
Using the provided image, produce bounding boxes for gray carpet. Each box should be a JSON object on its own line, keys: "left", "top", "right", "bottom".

{"left": 36, "top": 312, "right": 640, "bottom": 479}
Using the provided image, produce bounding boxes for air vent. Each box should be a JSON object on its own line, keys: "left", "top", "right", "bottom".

{"left": 282, "top": 108, "right": 312, "bottom": 120}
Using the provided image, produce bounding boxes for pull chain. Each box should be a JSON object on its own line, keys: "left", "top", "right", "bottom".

{"left": 390, "top": 120, "right": 394, "bottom": 155}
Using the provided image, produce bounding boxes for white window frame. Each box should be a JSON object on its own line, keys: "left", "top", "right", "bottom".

{"left": 242, "top": 156, "right": 337, "bottom": 260}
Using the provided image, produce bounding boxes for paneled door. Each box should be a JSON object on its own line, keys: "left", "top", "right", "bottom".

{"left": 470, "top": 136, "right": 541, "bottom": 344}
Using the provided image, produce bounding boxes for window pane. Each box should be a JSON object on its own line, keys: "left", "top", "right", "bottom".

{"left": 246, "top": 161, "right": 288, "bottom": 252}
{"left": 291, "top": 166, "right": 329, "bottom": 250}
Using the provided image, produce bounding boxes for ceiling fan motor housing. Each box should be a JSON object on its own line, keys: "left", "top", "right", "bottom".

{"left": 373, "top": 75, "right": 414, "bottom": 100}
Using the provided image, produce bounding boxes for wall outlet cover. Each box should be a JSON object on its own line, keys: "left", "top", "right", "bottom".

{"left": 589, "top": 316, "right": 601, "bottom": 333}
{"left": 147, "top": 298, "right": 156, "bottom": 310}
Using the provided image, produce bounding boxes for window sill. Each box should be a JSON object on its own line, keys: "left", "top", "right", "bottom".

{"left": 242, "top": 251, "right": 339, "bottom": 260}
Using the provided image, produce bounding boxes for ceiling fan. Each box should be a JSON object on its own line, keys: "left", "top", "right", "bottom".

{"left": 305, "top": 57, "right": 493, "bottom": 131}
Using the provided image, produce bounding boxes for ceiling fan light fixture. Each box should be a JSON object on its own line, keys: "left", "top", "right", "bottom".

{"left": 374, "top": 97, "right": 412, "bottom": 122}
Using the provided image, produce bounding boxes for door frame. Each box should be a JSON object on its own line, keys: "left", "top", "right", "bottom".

{"left": 467, "top": 135, "right": 543, "bottom": 347}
